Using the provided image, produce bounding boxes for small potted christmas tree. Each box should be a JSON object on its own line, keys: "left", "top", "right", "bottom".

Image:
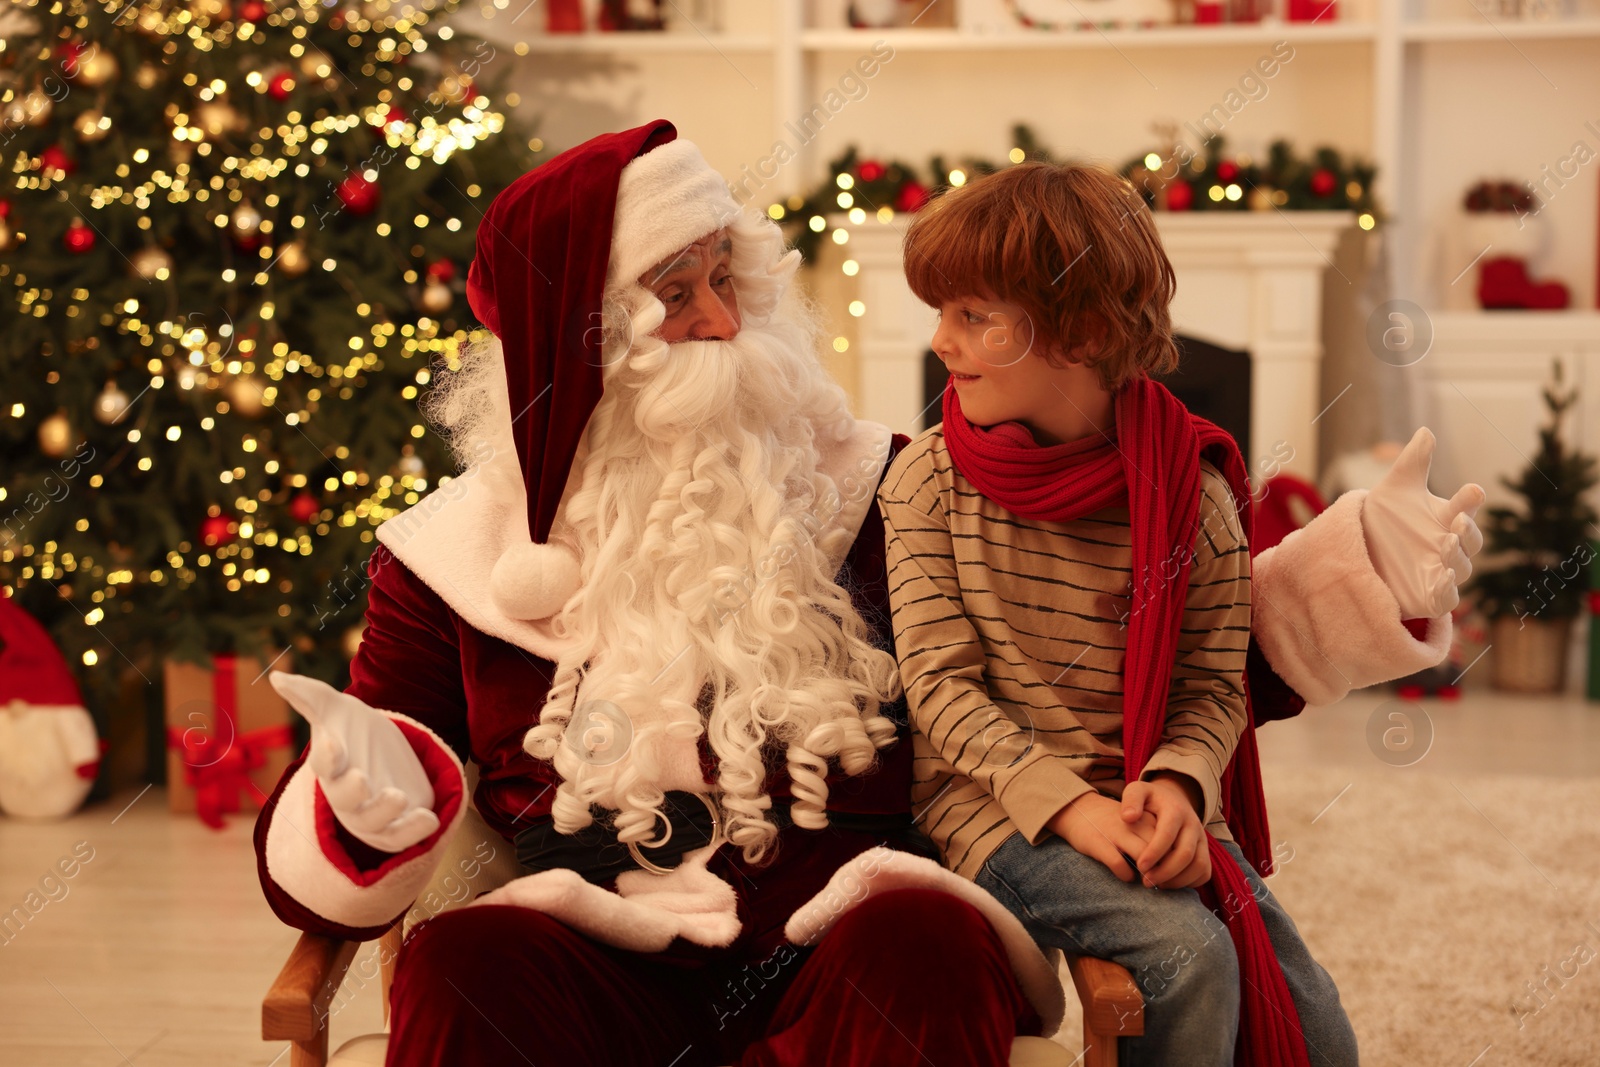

{"left": 1470, "top": 361, "right": 1600, "bottom": 692}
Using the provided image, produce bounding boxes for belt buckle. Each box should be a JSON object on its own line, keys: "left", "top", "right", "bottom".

{"left": 626, "top": 792, "right": 723, "bottom": 875}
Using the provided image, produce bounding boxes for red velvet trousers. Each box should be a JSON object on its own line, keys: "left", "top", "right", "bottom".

{"left": 387, "top": 887, "right": 1039, "bottom": 1066}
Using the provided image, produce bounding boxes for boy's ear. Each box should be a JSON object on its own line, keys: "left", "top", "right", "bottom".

{"left": 1063, "top": 311, "right": 1109, "bottom": 363}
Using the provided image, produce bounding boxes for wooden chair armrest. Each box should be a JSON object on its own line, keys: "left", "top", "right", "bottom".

{"left": 263, "top": 932, "right": 362, "bottom": 1042}
{"left": 1066, "top": 954, "right": 1144, "bottom": 1038}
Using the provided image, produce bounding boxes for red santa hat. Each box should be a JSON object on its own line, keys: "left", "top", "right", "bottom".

{"left": 463, "top": 119, "right": 743, "bottom": 620}
{"left": 0, "top": 594, "right": 85, "bottom": 709}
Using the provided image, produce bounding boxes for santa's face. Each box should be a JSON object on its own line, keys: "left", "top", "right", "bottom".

{"left": 638, "top": 227, "right": 741, "bottom": 342}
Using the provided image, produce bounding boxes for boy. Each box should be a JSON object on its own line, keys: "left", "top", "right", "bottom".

{"left": 876, "top": 161, "right": 1358, "bottom": 1067}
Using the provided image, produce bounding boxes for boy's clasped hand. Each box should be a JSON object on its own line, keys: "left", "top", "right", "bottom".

{"left": 1047, "top": 772, "right": 1212, "bottom": 890}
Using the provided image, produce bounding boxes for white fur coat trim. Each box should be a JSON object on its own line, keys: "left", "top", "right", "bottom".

{"left": 262, "top": 711, "right": 468, "bottom": 931}
{"left": 374, "top": 413, "right": 895, "bottom": 665}
{"left": 1251, "top": 489, "right": 1452, "bottom": 707}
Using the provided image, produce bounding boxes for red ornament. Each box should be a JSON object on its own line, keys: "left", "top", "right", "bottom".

{"left": 894, "top": 180, "right": 930, "bottom": 213}
{"left": 199, "top": 513, "right": 236, "bottom": 547}
{"left": 268, "top": 70, "right": 296, "bottom": 101}
{"left": 288, "top": 492, "right": 321, "bottom": 525}
{"left": 239, "top": 0, "right": 268, "bottom": 21}
{"left": 857, "top": 160, "right": 886, "bottom": 183}
{"left": 379, "top": 105, "right": 407, "bottom": 131}
{"left": 425, "top": 258, "right": 456, "bottom": 282}
{"left": 1164, "top": 180, "right": 1194, "bottom": 212}
{"left": 1310, "top": 168, "right": 1338, "bottom": 197}
{"left": 0, "top": 199, "right": 10, "bottom": 219}
{"left": 56, "top": 41, "right": 87, "bottom": 77}
{"left": 1216, "top": 160, "right": 1239, "bottom": 183}
{"left": 63, "top": 218, "right": 96, "bottom": 254}
{"left": 336, "top": 173, "right": 381, "bottom": 215}
{"left": 38, "top": 145, "right": 76, "bottom": 177}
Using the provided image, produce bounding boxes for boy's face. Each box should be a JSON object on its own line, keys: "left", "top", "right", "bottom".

{"left": 929, "top": 295, "right": 1085, "bottom": 432}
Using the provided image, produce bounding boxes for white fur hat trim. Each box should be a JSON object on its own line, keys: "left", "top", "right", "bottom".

{"left": 607, "top": 139, "right": 743, "bottom": 291}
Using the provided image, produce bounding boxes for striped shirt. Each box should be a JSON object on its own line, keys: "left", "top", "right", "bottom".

{"left": 877, "top": 425, "right": 1251, "bottom": 880}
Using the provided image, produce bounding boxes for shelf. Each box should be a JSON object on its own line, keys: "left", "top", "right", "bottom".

{"left": 1402, "top": 16, "right": 1600, "bottom": 40}
{"left": 510, "top": 32, "right": 775, "bottom": 53}
{"left": 800, "top": 22, "right": 1377, "bottom": 51}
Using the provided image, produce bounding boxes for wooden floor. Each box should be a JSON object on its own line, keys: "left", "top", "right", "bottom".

{"left": 0, "top": 687, "right": 1595, "bottom": 1065}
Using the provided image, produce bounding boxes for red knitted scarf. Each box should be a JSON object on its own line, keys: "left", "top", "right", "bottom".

{"left": 941, "top": 378, "right": 1311, "bottom": 1067}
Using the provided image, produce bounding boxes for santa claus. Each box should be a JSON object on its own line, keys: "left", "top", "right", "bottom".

{"left": 254, "top": 120, "right": 1481, "bottom": 1066}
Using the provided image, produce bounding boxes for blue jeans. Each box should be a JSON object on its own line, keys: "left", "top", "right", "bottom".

{"left": 975, "top": 831, "right": 1359, "bottom": 1067}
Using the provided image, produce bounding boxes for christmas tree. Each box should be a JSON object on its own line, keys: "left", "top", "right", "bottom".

{"left": 0, "top": 1, "right": 541, "bottom": 727}
{"left": 1469, "top": 360, "right": 1600, "bottom": 623}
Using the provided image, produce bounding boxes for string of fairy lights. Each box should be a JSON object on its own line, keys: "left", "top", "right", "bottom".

{"left": 0, "top": 0, "right": 541, "bottom": 669}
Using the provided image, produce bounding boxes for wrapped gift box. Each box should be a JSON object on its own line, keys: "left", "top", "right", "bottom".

{"left": 164, "top": 654, "right": 297, "bottom": 828}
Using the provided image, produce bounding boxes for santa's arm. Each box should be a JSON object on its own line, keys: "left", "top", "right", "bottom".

{"left": 253, "top": 547, "right": 473, "bottom": 941}
{"left": 1248, "top": 428, "right": 1485, "bottom": 712}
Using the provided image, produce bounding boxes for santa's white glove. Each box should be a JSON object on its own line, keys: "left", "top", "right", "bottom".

{"left": 268, "top": 672, "right": 438, "bottom": 854}
{"left": 1360, "top": 427, "right": 1487, "bottom": 619}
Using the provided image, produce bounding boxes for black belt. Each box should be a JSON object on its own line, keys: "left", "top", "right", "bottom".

{"left": 514, "top": 791, "right": 937, "bottom": 884}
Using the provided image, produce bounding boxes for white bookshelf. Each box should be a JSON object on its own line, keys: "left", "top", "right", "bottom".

{"left": 457, "top": 0, "right": 1597, "bottom": 306}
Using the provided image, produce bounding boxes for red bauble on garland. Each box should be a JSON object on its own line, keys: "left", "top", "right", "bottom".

{"left": 1216, "top": 160, "right": 1239, "bottom": 183}
{"left": 268, "top": 70, "right": 296, "bottom": 101}
{"left": 239, "top": 0, "right": 268, "bottom": 21}
{"left": 199, "top": 513, "right": 237, "bottom": 547}
{"left": 857, "top": 159, "right": 886, "bottom": 182}
{"left": 38, "top": 145, "right": 77, "bottom": 178}
{"left": 287, "top": 492, "right": 321, "bottom": 525}
{"left": 894, "top": 180, "right": 929, "bottom": 213}
{"left": 425, "top": 258, "right": 455, "bottom": 282}
{"left": 1164, "top": 179, "right": 1194, "bottom": 212}
{"left": 63, "top": 218, "right": 96, "bottom": 254}
{"left": 336, "top": 173, "right": 381, "bottom": 215}
{"left": 1310, "top": 168, "right": 1337, "bottom": 197}
{"left": 377, "top": 105, "right": 407, "bottom": 132}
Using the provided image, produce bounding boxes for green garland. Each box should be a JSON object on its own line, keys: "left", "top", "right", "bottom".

{"left": 775, "top": 125, "right": 1381, "bottom": 262}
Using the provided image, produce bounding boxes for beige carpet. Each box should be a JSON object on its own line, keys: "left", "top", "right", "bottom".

{"left": 1048, "top": 765, "right": 1600, "bottom": 1066}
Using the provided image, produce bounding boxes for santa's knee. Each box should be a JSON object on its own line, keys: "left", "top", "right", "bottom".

{"left": 828, "top": 887, "right": 1008, "bottom": 981}
{"left": 391, "top": 904, "right": 571, "bottom": 1010}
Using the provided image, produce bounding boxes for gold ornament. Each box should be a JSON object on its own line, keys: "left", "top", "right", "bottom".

{"left": 1247, "top": 185, "right": 1276, "bottom": 212}
{"left": 0, "top": 218, "right": 15, "bottom": 253}
{"left": 194, "top": 102, "right": 244, "bottom": 140}
{"left": 73, "top": 108, "right": 111, "bottom": 143}
{"left": 437, "top": 73, "right": 472, "bottom": 106}
{"left": 135, "top": 62, "right": 161, "bottom": 89}
{"left": 276, "top": 239, "right": 310, "bottom": 277}
{"left": 131, "top": 245, "right": 174, "bottom": 280}
{"left": 298, "top": 49, "right": 333, "bottom": 80}
{"left": 231, "top": 200, "right": 262, "bottom": 238}
{"left": 5, "top": 88, "right": 52, "bottom": 128}
{"left": 38, "top": 412, "right": 72, "bottom": 458}
{"left": 93, "top": 382, "right": 131, "bottom": 425}
{"left": 75, "top": 48, "right": 119, "bottom": 88}
{"left": 342, "top": 622, "right": 366, "bottom": 660}
{"left": 420, "top": 280, "right": 453, "bottom": 313}
{"left": 229, "top": 374, "right": 267, "bottom": 416}
{"left": 136, "top": 8, "right": 168, "bottom": 35}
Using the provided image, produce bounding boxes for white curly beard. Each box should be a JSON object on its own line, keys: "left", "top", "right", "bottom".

{"left": 521, "top": 277, "right": 903, "bottom": 866}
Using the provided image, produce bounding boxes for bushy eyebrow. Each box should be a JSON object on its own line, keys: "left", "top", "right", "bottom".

{"left": 650, "top": 236, "right": 733, "bottom": 284}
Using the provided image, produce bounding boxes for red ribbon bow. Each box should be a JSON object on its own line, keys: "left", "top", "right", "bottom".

{"left": 165, "top": 655, "right": 294, "bottom": 829}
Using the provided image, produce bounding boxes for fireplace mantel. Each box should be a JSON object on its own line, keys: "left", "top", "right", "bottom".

{"left": 833, "top": 210, "right": 1354, "bottom": 480}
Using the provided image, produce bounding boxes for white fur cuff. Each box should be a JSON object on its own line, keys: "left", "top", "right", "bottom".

{"left": 1252, "top": 489, "right": 1453, "bottom": 707}
{"left": 262, "top": 712, "right": 467, "bottom": 931}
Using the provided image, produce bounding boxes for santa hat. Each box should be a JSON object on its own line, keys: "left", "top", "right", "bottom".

{"left": 0, "top": 594, "right": 101, "bottom": 818}
{"left": 463, "top": 120, "right": 744, "bottom": 621}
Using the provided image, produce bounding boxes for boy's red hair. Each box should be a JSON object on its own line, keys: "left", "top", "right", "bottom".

{"left": 902, "top": 161, "right": 1180, "bottom": 390}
